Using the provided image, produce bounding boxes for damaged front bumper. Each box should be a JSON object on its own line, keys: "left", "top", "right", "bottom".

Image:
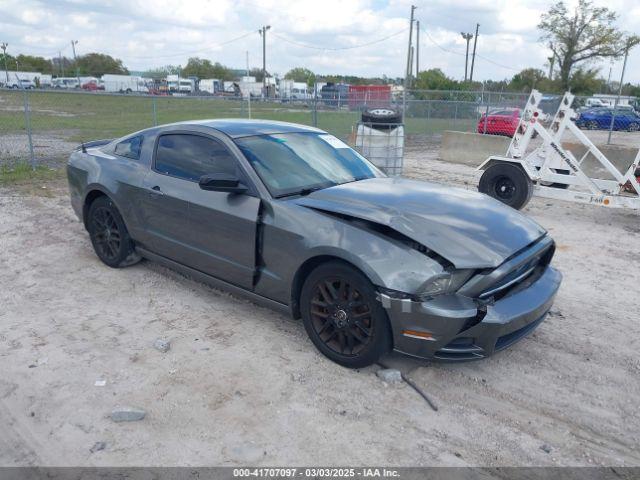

{"left": 380, "top": 265, "right": 562, "bottom": 361}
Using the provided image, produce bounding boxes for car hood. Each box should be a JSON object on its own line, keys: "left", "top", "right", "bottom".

{"left": 294, "top": 177, "right": 546, "bottom": 269}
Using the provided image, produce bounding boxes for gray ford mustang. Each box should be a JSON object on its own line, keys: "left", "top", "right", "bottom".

{"left": 67, "top": 119, "right": 562, "bottom": 368}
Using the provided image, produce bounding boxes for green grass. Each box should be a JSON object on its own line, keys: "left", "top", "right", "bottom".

{"left": 0, "top": 90, "right": 478, "bottom": 159}
{"left": 0, "top": 162, "right": 65, "bottom": 185}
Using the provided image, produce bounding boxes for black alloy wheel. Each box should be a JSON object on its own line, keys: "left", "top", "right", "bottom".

{"left": 310, "top": 276, "right": 373, "bottom": 357}
{"left": 301, "top": 262, "right": 391, "bottom": 368}
{"left": 88, "top": 196, "right": 140, "bottom": 268}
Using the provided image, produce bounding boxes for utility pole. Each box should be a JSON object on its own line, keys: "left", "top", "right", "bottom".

{"left": 259, "top": 25, "right": 271, "bottom": 98}
{"left": 415, "top": 20, "right": 420, "bottom": 78}
{"left": 402, "top": 5, "right": 416, "bottom": 119}
{"left": 59, "top": 51, "right": 64, "bottom": 76}
{"left": 606, "top": 60, "right": 614, "bottom": 93}
{"left": 608, "top": 40, "right": 633, "bottom": 144}
{"left": 71, "top": 40, "right": 80, "bottom": 88}
{"left": 461, "top": 32, "right": 473, "bottom": 81}
{"left": 1, "top": 42, "right": 8, "bottom": 84}
{"left": 469, "top": 23, "right": 479, "bottom": 83}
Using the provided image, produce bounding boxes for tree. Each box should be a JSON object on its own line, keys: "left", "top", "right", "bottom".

{"left": 15, "top": 54, "right": 52, "bottom": 73}
{"left": 414, "top": 68, "right": 460, "bottom": 91}
{"left": 76, "top": 53, "right": 128, "bottom": 77}
{"left": 568, "top": 67, "right": 605, "bottom": 94}
{"left": 143, "top": 65, "right": 181, "bottom": 81}
{"left": 181, "top": 57, "right": 233, "bottom": 80}
{"left": 538, "top": 0, "right": 628, "bottom": 90}
{"left": 284, "top": 67, "right": 315, "bottom": 86}
{"left": 249, "top": 67, "right": 264, "bottom": 82}
{"left": 509, "top": 68, "right": 547, "bottom": 92}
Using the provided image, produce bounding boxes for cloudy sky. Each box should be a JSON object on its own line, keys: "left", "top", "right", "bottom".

{"left": 1, "top": 0, "right": 639, "bottom": 83}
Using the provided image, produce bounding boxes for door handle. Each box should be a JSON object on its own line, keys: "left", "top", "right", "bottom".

{"left": 148, "top": 186, "right": 164, "bottom": 196}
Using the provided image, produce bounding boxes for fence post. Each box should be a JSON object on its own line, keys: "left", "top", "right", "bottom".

{"left": 454, "top": 101, "right": 459, "bottom": 130}
{"left": 483, "top": 104, "right": 489, "bottom": 134}
{"left": 312, "top": 80, "right": 318, "bottom": 127}
{"left": 152, "top": 96, "right": 158, "bottom": 126}
{"left": 23, "top": 89, "right": 35, "bottom": 169}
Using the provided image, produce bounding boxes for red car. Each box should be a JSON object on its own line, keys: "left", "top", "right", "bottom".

{"left": 82, "top": 80, "right": 104, "bottom": 91}
{"left": 477, "top": 108, "right": 521, "bottom": 136}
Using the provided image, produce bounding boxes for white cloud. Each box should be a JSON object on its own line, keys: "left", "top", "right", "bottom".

{"left": 0, "top": 0, "right": 638, "bottom": 83}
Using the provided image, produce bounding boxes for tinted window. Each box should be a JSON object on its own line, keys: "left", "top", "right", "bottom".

{"left": 235, "top": 132, "right": 382, "bottom": 198}
{"left": 155, "top": 134, "right": 237, "bottom": 181}
{"left": 114, "top": 136, "right": 143, "bottom": 159}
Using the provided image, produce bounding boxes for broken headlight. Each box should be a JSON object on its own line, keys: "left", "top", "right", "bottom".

{"left": 418, "top": 270, "right": 474, "bottom": 299}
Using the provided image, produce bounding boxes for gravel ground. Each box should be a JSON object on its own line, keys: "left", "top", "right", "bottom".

{"left": 1, "top": 150, "right": 639, "bottom": 467}
{"left": 0, "top": 133, "right": 79, "bottom": 167}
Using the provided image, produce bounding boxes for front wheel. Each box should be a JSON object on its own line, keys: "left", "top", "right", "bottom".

{"left": 479, "top": 162, "right": 533, "bottom": 210}
{"left": 88, "top": 196, "right": 141, "bottom": 268}
{"left": 300, "top": 262, "right": 392, "bottom": 368}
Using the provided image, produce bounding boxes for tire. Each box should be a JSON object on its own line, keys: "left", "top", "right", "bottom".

{"left": 478, "top": 162, "right": 533, "bottom": 210}
{"left": 587, "top": 121, "right": 599, "bottom": 130}
{"left": 361, "top": 107, "right": 402, "bottom": 129}
{"left": 628, "top": 122, "right": 639, "bottom": 132}
{"left": 300, "top": 261, "right": 392, "bottom": 368}
{"left": 87, "top": 196, "right": 141, "bottom": 268}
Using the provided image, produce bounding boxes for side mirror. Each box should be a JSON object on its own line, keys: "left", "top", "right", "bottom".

{"left": 198, "top": 173, "right": 248, "bottom": 194}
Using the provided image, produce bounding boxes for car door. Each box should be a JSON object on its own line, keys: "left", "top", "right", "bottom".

{"left": 138, "top": 134, "right": 196, "bottom": 266}
{"left": 140, "top": 131, "right": 260, "bottom": 289}
{"left": 184, "top": 135, "right": 261, "bottom": 290}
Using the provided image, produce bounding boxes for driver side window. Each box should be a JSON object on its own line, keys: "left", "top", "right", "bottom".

{"left": 154, "top": 134, "right": 237, "bottom": 181}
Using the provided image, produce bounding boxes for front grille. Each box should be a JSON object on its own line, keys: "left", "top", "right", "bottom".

{"left": 479, "top": 241, "right": 555, "bottom": 301}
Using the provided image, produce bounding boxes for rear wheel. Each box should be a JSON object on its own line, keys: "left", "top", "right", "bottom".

{"left": 88, "top": 196, "right": 141, "bottom": 268}
{"left": 300, "top": 262, "right": 392, "bottom": 368}
{"left": 628, "top": 122, "right": 639, "bottom": 132}
{"left": 479, "top": 162, "right": 533, "bottom": 210}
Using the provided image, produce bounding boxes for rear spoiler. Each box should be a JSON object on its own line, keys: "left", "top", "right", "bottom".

{"left": 75, "top": 138, "right": 114, "bottom": 152}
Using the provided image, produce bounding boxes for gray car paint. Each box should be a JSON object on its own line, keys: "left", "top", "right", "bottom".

{"left": 67, "top": 119, "right": 562, "bottom": 361}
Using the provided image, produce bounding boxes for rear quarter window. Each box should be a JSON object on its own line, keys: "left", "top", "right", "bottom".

{"left": 114, "top": 136, "right": 143, "bottom": 160}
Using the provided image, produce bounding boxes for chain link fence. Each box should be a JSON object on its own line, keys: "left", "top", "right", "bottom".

{"left": 1, "top": 87, "right": 637, "bottom": 169}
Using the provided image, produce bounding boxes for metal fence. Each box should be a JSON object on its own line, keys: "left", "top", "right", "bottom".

{"left": 0, "top": 87, "right": 637, "bottom": 169}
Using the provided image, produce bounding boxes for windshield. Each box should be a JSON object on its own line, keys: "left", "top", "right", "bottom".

{"left": 235, "top": 132, "right": 383, "bottom": 198}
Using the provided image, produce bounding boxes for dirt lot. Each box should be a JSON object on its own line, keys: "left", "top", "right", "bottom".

{"left": 1, "top": 152, "right": 639, "bottom": 467}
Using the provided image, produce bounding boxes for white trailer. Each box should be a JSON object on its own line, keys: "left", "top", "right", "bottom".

{"left": 166, "top": 75, "right": 193, "bottom": 94}
{"left": 102, "top": 74, "right": 149, "bottom": 93}
{"left": 280, "top": 80, "right": 311, "bottom": 100}
{"left": 199, "top": 78, "right": 221, "bottom": 94}
{"left": 477, "top": 89, "right": 640, "bottom": 210}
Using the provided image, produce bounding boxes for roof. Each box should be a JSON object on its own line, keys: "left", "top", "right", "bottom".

{"left": 180, "top": 119, "right": 324, "bottom": 138}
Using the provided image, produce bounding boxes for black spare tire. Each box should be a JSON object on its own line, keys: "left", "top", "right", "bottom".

{"left": 478, "top": 162, "right": 533, "bottom": 210}
{"left": 361, "top": 107, "right": 402, "bottom": 129}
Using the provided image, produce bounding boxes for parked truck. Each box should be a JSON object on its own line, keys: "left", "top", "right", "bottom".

{"left": 199, "top": 78, "right": 222, "bottom": 94}
{"left": 166, "top": 75, "right": 194, "bottom": 94}
{"left": 102, "top": 74, "right": 149, "bottom": 94}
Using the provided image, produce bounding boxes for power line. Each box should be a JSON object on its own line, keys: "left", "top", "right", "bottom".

{"left": 124, "top": 31, "right": 256, "bottom": 59}
{"left": 421, "top": 26, "right": 521, "bottom": 72}
{"left": 475, "top": 53, "right": 520, "bottom": 71}
{"left": 271, "top": 29, "right": 406, "bottom": 51}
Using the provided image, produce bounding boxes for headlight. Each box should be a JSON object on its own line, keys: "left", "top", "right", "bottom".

{"left": 418, "top": 270, "right": 474, "bottom": 299}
